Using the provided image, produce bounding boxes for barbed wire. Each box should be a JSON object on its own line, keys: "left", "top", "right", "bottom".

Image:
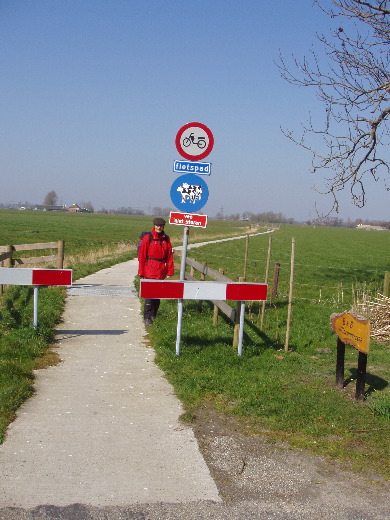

{"left": 189, "top": 252, "right": 388, "bottom": 273}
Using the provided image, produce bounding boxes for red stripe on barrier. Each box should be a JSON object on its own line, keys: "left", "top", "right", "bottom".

{"left": 32, "top": 269, "right": 72, "bottom": 286}
{"left": 140, "top": 281, "right": 184, "bottom": 299}
{"left": 226, "top": 283, "right": 267, "bottom": 301}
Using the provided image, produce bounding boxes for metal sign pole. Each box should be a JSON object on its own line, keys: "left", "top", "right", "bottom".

{"left": 176, "top": 226, "right": 189, "bottom": 355}
{"left": 33, "top": 286, "right": 39, "bottom": 329}
{"left": 237, "top": 301, "right": 245, "bottom": 356}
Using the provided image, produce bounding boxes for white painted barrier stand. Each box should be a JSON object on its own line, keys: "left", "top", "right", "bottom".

{"left": 140, "top": 279, "right": 268, "bottom": 355}
{"left": 0, "top": 268, "right": 72, "bottom": 327}
{"left": 140, "top": 279, "right": 267, "bottom": 301}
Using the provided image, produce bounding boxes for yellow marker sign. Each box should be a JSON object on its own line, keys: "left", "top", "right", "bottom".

{"left": 330, "top": 312, "right": 370, "bottom": 354}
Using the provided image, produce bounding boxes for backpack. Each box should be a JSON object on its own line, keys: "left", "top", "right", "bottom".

{"left": 137, "top": 232, "right": 151, "bottom": 260}
{"left": 137, "top": 231, "right": 168, "bottom": 260}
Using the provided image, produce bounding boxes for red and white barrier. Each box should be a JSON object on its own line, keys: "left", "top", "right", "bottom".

{"left": 0, "top": 268, "right": 73, "bottom": 328}
{"left": 140, "top": 279, "right": 267, "bottom": 301}
{"left": 0, "top": 268, "right": 72, "bottom": 286}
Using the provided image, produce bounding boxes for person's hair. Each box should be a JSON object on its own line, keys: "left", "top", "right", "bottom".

{"left": 153, "top": 217, "right": 166, "bottom": 226}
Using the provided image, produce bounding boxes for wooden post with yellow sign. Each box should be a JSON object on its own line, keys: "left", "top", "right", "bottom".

{"left": 335, "top": 337, "right": 346, "bottom": 389}
{"left": 330, "top": 312, "right": 370, "bottom": 401}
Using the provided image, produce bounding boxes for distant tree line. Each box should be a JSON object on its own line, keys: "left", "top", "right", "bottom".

{"left": 216, "top": 210, "right": 389, "bottom": 229}
{"left": 217, "top": 211, "right": 295, "bottom": 224}
{"left": 97, "top": 206, "right": 171, "bottom": 216}
{"left": 311, "top": 217, "right": 390, "bottom": 229}
{"left": 99, "top": 207, "right": 145, "bottom": 215}
{"left": 1, "top": 196, "right": 388, "bottom": 229}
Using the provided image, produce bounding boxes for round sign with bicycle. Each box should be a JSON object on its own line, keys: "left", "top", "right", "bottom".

{"left": 175, "top": 122, "right": 214, "bottom": 161}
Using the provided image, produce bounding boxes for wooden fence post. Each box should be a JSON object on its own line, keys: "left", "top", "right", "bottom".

{"left": 284, "top": 237, "right": 295, "bottom": 352}
{"left": 259, "top": 235, "right": 272, "bottom": 330}
{"left": 336, "top": 337, "right": 345, "bottom": 389}
{"left": 233, "top": 276, "right": 244, "bottom": 348}
{"left": 243, "top": 234, "right": 249, "bottom": 281}
{"left": 213, "top": 268, "right": 225, "bottom": 325}
{"left": 384, "top": 272, "right": 390, "bottom": 297}
{"left": 198, "top": 261, "right": 207, "bottom": 312}
{"left": 57, "top": 240, "right": 64, "bottom": 269}
{"left": 0, "top": 246, "right": 13, "bottom": 294}
{"left": 355, "top": 351, "right": 368, "bottom": 402}
{"left": 5, "top": 245, "right": 12, "bottom": 268}
{"left": 271, "top": 263, "right": 280, "bottom": 302}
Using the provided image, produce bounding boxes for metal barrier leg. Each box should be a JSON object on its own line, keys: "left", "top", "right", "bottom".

{"left": 238, "top": 301, "right": 245, "bottom": 356}
{"left": 33, "top": 286, "right": 39, "bottom": 328}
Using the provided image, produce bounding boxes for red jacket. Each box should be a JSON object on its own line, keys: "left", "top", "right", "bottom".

{"left": 138, "top": 229, "right": 174, "bottom": 279}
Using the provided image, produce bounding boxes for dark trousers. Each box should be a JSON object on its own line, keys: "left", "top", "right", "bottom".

{"left": 144, "top": 298, "right": 160, "bottom": 321}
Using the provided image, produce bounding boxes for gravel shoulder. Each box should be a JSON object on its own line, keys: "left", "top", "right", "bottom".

{"left": 192, "top": 407, "right": 389, "bottom": 508}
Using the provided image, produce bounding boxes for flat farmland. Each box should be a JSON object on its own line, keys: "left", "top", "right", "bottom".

{"left": 1, "top": 211, "right": 389, "bottom": 478}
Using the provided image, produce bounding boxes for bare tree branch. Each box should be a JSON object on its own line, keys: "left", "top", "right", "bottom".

{"left": 278, "top": 0, "right": 390, "bottom": 212}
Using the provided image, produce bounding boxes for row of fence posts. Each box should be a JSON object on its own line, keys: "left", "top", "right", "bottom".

{"left": 188, "top": 233, "right": 390, "bottom": 351}
{"left": 185, "top": 234, "right": 296, "bottom": 352}
{"left": 243, "top": 234, "right": 295, "bottom": 352}
{"left": 241, "top": 235, "right": 389, "bottom": 351}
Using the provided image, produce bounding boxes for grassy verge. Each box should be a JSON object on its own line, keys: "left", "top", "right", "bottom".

{"left": 139, "top": 224, "right": 390, "bottom": 479}
{"left": 0, "top": 285, "right": 65, "bottom": 442}
{"left": 0, "top": 248, "right": 141, "bottom": 444}
{"left": 145, "top": 297, "right": 390, "bottom": 479}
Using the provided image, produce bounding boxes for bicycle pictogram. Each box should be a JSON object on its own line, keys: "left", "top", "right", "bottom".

{"left": 182, "top": 133, "right": 207, "bottom": 149}
{"left": 175, "top": 122, "right": 214, "bottom": 161}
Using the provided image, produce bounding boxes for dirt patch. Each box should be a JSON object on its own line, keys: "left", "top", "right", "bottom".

{"left": 191, "top": 406, "right": 389, "bottom": 509}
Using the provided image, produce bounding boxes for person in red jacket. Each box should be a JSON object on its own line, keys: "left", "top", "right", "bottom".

{"left": 138, "top": 217, "right": 174, "bottom": 326}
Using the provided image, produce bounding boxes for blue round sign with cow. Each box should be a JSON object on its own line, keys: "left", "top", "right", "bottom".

{"left": 170, "top": 173, "right": 209, "bottom": 212}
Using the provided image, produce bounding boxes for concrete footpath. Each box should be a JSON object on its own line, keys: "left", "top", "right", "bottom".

{"left": 0, "top": 260, "right": 220, "bottom": 508}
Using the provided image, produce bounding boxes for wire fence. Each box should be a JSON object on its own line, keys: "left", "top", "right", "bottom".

{"left": 188, "top": 245, "right": 387, "bottom": 307}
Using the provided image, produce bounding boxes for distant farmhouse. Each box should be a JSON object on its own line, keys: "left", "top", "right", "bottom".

{"left": 357, "top": 224, "right": 388, "bottom": 231}
{"left": 31, "top": 205, "right": 67, "bottom": 212}
{"left": 22, "top": 204, "right": 89, "bottom": 213}
{"left": 68, "top": 204, "right": 81, "bottom": 213}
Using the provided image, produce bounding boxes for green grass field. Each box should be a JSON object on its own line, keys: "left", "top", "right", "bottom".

{"left": 0, "top": 209, "right": 252, "bottom": 255}
{"left": 149, "top": 224, "right": 390, "bottom": 478}
{"left": 0, "top": 211, "right": 389, "bottom": 478}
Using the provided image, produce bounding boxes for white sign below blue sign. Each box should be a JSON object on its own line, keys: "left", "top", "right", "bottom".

{"left": 173, "top": 159, "right": 211, "bottom": 175}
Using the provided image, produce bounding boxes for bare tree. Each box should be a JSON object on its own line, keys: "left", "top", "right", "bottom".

{"left": 78, "top": 201, "right": 95, "bottom": 213}
{"left": 43, "top": 190, "right": 58, "bottom": 207}
{"left": 152, "top": 207, "right": 172, "bottom": 216}
{"left": 279, "top": 0, "right": 390, "bottom": 212}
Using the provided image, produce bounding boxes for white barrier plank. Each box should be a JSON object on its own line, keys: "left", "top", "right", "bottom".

{"left": 0, "top": 268, "right": 33, "bottom": 285}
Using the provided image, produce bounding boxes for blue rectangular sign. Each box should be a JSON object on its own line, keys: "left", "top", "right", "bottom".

{"left": 173, "top": 159, "right": 211, "bottom": 175}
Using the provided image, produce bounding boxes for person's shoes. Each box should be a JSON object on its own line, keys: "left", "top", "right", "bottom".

{"left": 144, "top": 318, "right": 153, "bottom": 327}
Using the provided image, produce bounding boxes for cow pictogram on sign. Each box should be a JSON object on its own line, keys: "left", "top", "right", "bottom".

{"left": 170, "top": 173, "right": 209, "bottom": 212}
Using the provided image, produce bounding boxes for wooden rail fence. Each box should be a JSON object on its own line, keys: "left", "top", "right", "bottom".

{"left": 0, "top": 240, "right": 64, "bottom": 268}
{"left": 175, "top": 254, "right": 246, "bottom": 347}
{"left": 180, "top": 256, "right": 237, "bottom": 322}
{"left": 0, "top": 241, "right": 65, "bottom": 295}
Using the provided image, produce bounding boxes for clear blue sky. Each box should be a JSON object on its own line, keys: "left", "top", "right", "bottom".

{"left": 1, "top": 0, "right": 388, "bottom": 221}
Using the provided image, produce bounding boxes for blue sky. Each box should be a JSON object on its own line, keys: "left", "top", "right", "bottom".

{"left": 1, "top": 0, "right": 388, "bottom": 221}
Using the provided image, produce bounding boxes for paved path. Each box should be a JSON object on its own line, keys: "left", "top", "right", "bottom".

{"left": 0, "top": 260, "right": 220, "bottom": 508}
